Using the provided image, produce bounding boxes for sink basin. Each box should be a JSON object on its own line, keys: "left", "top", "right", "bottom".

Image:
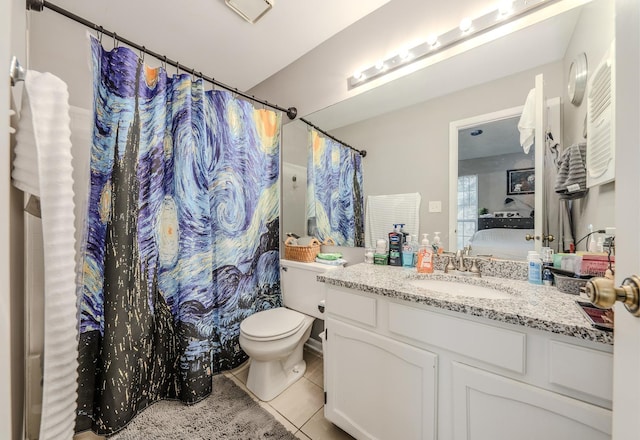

{"left": 407, "top": 279, "right": 512, "bottom": 299}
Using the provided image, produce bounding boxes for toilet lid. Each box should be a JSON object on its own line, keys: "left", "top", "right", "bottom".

{"left": 240, "top": 307, "right": 306, "bottom": 340}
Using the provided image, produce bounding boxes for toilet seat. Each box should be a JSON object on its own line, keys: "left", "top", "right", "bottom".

{"left": 240, "top": 307, "right": 306, "bottom": 341}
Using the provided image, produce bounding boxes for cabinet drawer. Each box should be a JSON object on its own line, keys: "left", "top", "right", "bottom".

{"left": 326, "top": 287, "right": 377, "bottom": 327}
{"left": 388, "top": 302, "right": 526, "bottom": 373}
{"left": 548, "top": 340, "right": 613, "bottom": 402}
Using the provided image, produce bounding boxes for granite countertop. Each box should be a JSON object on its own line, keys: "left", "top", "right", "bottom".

{"left": 317, "top": 263, "right": 613, "bottom": 345}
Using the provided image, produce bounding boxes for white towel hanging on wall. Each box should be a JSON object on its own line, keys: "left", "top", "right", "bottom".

{"left": 12, "top": 71, "right": 79, "bottom": 440}
{"left": 518, "top": 88, "right": 536, "bottom": 154}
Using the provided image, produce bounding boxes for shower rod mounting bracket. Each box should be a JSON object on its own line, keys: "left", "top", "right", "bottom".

{"left": 26, "top": 0, "right": 44, "bottom": 11}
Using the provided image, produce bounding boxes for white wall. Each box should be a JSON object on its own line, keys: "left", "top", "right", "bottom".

{"left": 281, "top": 162, "right": 307, "bottom": 238}
{"left": 460, "top": 152, "right": 535, "bottom": 218}
{"left": 329, "top": 62, "right": 563, "bottom": 247}
{"left": 562, "top": 0, "right": 615, "bottom": 246}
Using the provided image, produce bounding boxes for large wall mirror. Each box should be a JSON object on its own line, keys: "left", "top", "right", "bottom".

{"left": 282, "top": 0, "right": 614, "bottom": 261}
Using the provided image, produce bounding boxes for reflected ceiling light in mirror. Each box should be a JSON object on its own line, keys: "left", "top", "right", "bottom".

{"left": 499, "top": 0, "right": 514, "bottom": 17}
{"left": 459, "top": 17, "right": 473, "bottom": 32}
{"left": 347, "top": 0, "right": 562, "bottom": 89}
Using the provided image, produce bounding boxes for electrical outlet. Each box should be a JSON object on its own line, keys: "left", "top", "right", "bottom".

{"left": 429, "top": 201, "right": 442, "bottom": 213}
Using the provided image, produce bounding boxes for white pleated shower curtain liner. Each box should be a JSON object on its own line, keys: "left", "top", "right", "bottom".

{"left": 12, "top": 71, "right": 79, "bottom": 440}
{"left": 365, "top": 193, "right": 421, "bottom": 249}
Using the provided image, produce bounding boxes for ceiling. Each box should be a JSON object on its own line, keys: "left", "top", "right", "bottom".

{"left": 43, "top": 0, "right": 391, "bottom": 91}
{"left": 458, "top": 116, "right": 522, "bottom": 161}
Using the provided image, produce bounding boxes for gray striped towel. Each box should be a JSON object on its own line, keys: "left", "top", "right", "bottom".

{"left": 554, "top": 142, "right": 587, "bottom": 199}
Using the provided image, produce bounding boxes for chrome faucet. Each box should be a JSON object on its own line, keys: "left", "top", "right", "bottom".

{"left": 444, "top": 246, "right": 481, "bottom": 277}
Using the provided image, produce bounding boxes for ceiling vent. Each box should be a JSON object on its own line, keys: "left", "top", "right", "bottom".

{"left": 225, "top": 0, "right": 274, "bottom": 24}
{"left": 586, "top": 42, "right": 615, "bottom": 188}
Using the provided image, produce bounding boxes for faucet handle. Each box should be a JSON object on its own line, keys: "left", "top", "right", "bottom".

{"left": 444, "top": 255, "right": 456, "bottom": 273}
{"left": 469, "top": 258, "right": 481, "bottom": 277}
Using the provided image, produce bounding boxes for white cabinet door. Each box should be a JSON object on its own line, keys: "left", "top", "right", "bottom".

{"left": 324, "top": 318, "right": 437, "bottom": 440}
{"left": 452, "top": 362, "right": 611, "bottom": 440}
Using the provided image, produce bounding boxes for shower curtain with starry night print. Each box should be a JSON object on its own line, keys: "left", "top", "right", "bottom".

{"left": 76, "top": 37, "right": 282, "bottom": 435}
{"left": 306, "top": 129, "right": 364, "bottom": 247}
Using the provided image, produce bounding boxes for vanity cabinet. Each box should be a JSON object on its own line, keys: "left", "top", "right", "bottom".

{"left": 324, "top": 319, "right": 437, "bottom": 440}
{"left": 452, "top": 362, "right": 611, "bottom": 440}
{"left": 323, "top": 285, "right": 613, "bottom": 440}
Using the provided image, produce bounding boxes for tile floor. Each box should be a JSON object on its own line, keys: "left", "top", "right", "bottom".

{"left": 226, "top": 348, "right": 354, "bottom": 440}
{"left": 74, "top": 348, "right": 353, "bottom": 440}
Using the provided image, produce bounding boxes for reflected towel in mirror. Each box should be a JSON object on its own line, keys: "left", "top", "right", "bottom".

{"left": 365, "top": 193, "right": 421, "bottom": 249}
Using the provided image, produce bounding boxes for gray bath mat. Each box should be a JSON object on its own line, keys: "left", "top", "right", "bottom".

{"left": 109, "top": 375, "right": 297, "bottom": 439}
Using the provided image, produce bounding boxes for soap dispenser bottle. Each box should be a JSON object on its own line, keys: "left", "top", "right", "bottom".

{"left": 388, "top": 224, "right": 404, "bottom": 266}
{"left": 433, "top": 232, "right": 443, "bottom": 254}
{"left": 402, "top": 235, "right": 415, "bottom": 268}
{"left": 417, "top": 233, "right": 434, "bottom": 273}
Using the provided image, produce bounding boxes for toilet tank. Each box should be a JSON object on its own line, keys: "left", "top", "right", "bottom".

{"left": 280, "top": 259, "right": 342, "bottom": 319}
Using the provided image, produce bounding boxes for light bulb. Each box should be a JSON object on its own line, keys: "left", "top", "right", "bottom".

{"left": 353, "top": 70, "right": 364, "bottom": 80}
{"left": 399, "top": 48, "right": 412, "bottom": 61}
{"left": 375, "top": 60, "right": 385, "bottom": 71}
{"left": 426, "top": 35, "right": 439, "bottom": 48}
{"left": 498, "top": 0, "right": 513, "bottom": 16}
{"left": 459, "top": 17, "right": 472, "bottom": 32}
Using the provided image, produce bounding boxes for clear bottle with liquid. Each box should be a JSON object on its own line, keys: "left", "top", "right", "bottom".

{"left": 402, "top": 235, "right": 415, "bottom": 268}
{"left": 527, "top": 251, "right": 543, "bottom": 285}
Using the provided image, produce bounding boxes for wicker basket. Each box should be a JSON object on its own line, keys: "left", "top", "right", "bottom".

{"left": 283, "top": 237, "right": 335, "bottom": 263}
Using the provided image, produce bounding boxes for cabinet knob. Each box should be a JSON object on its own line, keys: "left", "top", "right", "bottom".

{"left": 525, "top": 234, "right": 535, "bottom": 241}
{"left": 585, "top": 275, "right": 640, "bottom": 317}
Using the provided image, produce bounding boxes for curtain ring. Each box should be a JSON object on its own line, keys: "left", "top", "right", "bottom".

{"left": 97, "top": 26, "right": 103, "bottom": 43}
{"left": 113, "top": 32, "right": 119, "bottom": 48}
{"left": 191, "top": 68, "right": 196, "bottom": 81}
{"left": 139, "top": 46, "right": 145, "bottom": 63}
{"left": 162, "top": 56, "right": 167, "bottom": 71}
{"left": 176, "top": 62, "right": 180, "bottom": 75}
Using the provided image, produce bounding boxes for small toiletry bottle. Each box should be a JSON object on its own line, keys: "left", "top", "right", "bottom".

{"left": 417, "top": 233, "right": 434, "bottom": 274}
{"left": 411, "top": 234, "right": 419, "bottom": 266}
{"left": 388, "top": 224, "right": 404, "bottom": 266}
{"left": 433, "top": 232, "right": 443, "bottom": 254}
{"left": 374, "top": 238, "right": 388, "bottom": 265}
{"left": 527, "top": 251, "right": 543, "bottom": 285}
{"left": 402, "top": 235, "right": 415, "bottom": 268}
{"left": 542, "top": 268, "right": 553, "bottom": 286}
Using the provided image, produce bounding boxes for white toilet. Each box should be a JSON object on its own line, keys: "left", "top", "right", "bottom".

{"left": 239, "top": 259, "right": 340, "bottom": 401}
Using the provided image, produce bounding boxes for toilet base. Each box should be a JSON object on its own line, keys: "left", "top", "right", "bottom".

{"left": 246, "top": 358, "right": 307, "bottom": 401}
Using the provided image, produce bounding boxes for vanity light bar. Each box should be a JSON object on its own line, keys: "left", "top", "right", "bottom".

{"left": 348, "top": 0, "right": 560, "bottom": 89}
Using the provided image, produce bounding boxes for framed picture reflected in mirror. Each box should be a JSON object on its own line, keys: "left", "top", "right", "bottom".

{"left": 507, "top": 168, "right": 535, "bottom": 195}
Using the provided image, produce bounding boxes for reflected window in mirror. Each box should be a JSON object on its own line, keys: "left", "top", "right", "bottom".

{"left": 457, "top": 174, "right": 478, "bottom": 249}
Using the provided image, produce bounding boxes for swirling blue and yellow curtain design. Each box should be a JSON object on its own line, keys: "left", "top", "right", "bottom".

{"left": 306, "top": 129, "right": 364, "bottom": 246}
{"left": 77, "top": 37, "right": 282, "bottom": 435}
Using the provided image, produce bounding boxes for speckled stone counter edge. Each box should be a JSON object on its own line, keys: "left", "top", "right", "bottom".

{"left": 317, "top": 261, "right": 613, "bottom": 345}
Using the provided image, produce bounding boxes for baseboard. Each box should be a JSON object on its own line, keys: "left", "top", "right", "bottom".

{"left": 304, "top": 338, "right": 323, "bottom": 356}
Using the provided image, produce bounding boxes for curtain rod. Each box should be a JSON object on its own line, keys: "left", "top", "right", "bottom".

{"left": 26, "top": 0, "right": 298, "bottom": 120}
{"left": 300, "top": 118, "right": 367, "bottom": 158}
